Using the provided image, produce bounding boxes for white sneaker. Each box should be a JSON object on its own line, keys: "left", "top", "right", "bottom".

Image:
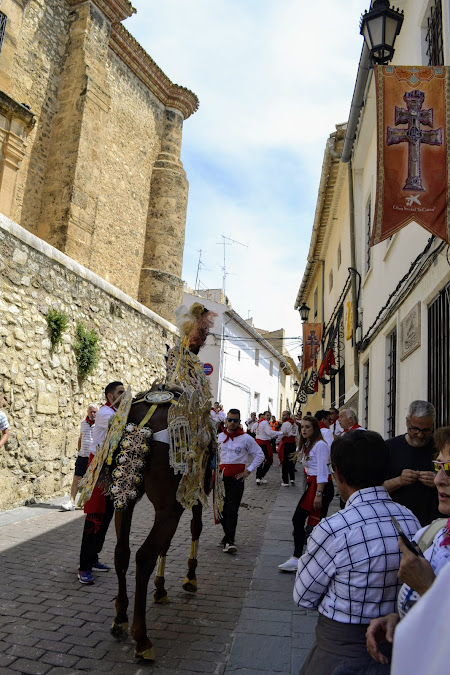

{"left": 61, "top": 502, "right": 76, "bottom": 511}
{"left": 256, "top": 479, "right": 261, "bottom": 485}
{"left": 278, "top": 557, "right": 299, "bottom": 572}
{"left": 261, "top": 479, "right": 267, "bottom": 484}
{"left": 281, "top": 482, "right": 289, "bottom": 486}
{"left": 290, "top": 480, "right": 295, "bottom": 485}
{"left": 223, "top": 543, "right": 237, "bottom": 554}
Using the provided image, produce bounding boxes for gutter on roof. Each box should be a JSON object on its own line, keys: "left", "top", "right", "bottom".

{"left": 341, "top": 43, "right": 372, "bottom": 163}
{"left": 225, "top": 309, "right": 290, "bottom": 372}
{"left": 294, "top": 135, "right": 334, "bottom": 309}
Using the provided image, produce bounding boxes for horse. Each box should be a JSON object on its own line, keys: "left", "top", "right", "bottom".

{"left": 108, "top": 383, "right": 216, "bottom": 661}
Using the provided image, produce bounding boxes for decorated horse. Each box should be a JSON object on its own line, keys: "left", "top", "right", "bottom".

{"left": 78, "top": 303, "right": 223, "bottom": 660}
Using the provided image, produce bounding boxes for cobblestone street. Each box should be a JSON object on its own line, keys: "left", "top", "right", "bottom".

{"left": 0, "top": 470, "right": 337, "bottom": 674}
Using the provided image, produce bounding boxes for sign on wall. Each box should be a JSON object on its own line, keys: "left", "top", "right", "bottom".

{"left": 372, "top": 65, "right": 450, "bottom": 246}
{"left": 203, "top": 363, "right": 213, "bottom": 376}
{"left": 400, "top": 303, "right": 421, "bottom": 361}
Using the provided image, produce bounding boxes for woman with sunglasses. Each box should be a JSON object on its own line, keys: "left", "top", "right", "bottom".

{"left": 366, "top": 426, "right": 450, "bottom": 669}
{"left": 278, "top": 415, "right": 334, "bottom": 572}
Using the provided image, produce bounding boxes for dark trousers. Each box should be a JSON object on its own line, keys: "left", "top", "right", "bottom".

{"left": 220, "top": 475, "right": 245, "bottom": 544}
{"left": 281, "top": 442, "right": 296, "bottom": 484}
{"left": 79, "top": 496, "right": 115, "bottom": 571}
{"left": 256, "top": 442, "right": 273, "bottom": 479}
{"left": 292, "top": 481, "right": 334, "bottom": 557}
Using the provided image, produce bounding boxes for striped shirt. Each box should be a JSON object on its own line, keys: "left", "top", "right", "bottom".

{"left": 0, "top": 411, "right": 9, "bottom": 431}
{"left": 294, "top": 486, "right": 420, "bottom": 623}
{"left": 78, "top": 418, "right": 95, "bottom": 458}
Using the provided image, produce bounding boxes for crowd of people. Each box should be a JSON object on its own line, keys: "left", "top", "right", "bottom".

{"left": 46, "top": 390, "right": 448, "bottom": 670}
{"left": 212, "top": 399, "right": 449, "bottom": 673}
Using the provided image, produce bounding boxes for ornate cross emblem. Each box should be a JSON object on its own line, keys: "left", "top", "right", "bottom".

{"left": 387, "top": 89, "right": 442, "bottom": 191}
{"left": 305, "top": 329, "right": 320, "bottom": 360}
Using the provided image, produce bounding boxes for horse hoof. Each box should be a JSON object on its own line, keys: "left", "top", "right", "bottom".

{"left": 182, "top": 577, "right": 197, "bottom": 593}
{"left": 153, "top": 592, "right": 169, "bottom": 604}
{"left": 110, "top": 621, "right": 128, "bottom": 641}
{"left": 134, "top": 646, "right": 155, "bottom": 660}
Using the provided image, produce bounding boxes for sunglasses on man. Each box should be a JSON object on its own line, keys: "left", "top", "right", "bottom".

{"left": 227, "top": 417, "right": 240, "bottom": 423}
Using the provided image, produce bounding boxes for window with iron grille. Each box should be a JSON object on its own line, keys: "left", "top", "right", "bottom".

{"left": 330, "top": 377, "right": 336, "bottom": 408}
{"left": 386, "top": 329, "right": 397, "bottom": 438}
{"left": 366, "top": 197, "right": 372, "bottom": 273}
{"left": 363, "top": 360, "right": 370, "bottom": 428}
{"left": 428, "top": 282, "right": 450, "bottom": 426}
{"left": 425, "top": 0, "right": 444, "bottom": 66}
{"left": 0, "top": 13, "right": 7, "bottom": 53}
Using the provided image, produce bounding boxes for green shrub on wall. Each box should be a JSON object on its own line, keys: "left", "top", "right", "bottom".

{"left": 46, "top": 309, "right": 68, "bottom": 349}
{"left": 74, "top": 322, "right": 99, "bottom": 377}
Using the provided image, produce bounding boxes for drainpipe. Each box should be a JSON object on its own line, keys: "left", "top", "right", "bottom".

{"left": 341, "top": 43, "right": 371, "bottom": 164}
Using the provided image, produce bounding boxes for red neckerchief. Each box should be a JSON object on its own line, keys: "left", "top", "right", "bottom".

{"left": 440, "top": 519, "right": 450, "bottom": 547}
{"left": 85, "top": 416, "right": 95, "bottom": 427}
{"left": 284, "top": 417, "right": 295, "bottom": 425}
{"left": 346, "top": 423, "right": 361, "bottom": 432}
{"left": 319, "top": 421, "right": 327, "bottom": 429}
{"left": 105, "top": 402, "right": 117, "bottom": 412}
{"left": 222, "top": 428, "right": 245, "bottom": 443}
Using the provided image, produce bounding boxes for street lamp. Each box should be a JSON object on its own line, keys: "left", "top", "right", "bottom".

{"left": 293, "top": 381, "right": 299, "bottom": 394}
{"left": 360, "top": 0, "right": 404, "bottom": 65}
{"left": 298, "top": 302, "right": 310, "bottom": 323}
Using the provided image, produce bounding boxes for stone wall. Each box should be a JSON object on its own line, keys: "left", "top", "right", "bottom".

{"left": 0, "top": 0, "right": 198, "bottom": 323}
{"left": 0, "top": 213, "right": 177, "bottom": 511}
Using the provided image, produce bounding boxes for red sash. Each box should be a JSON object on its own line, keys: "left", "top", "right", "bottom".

{"left": 277, "top": 436, "right": 296, "bottom": 464}
{"left": 256, "top": 438, "right": 273, "bottom": 461}
{"left": 299, "top": 474, "right": 332, "bottom": 527}
{"left": 219, "top": 463, "right": 245, "bottom": 477}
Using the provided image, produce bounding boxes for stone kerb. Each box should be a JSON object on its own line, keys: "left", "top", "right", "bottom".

{"left": 0, "top": 213, "right": 178, "bottom": 511}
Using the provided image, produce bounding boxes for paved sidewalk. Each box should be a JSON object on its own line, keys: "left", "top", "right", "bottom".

{"left": 0, "top": 473, "right": 337, "bottom": 674}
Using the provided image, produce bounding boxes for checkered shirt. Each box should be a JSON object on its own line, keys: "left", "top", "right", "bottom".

{"left": 0, "top": 411, "right": 9, "bottom": 431}
{"left": 293, "top": 486, "right": 421, "bottom": 624}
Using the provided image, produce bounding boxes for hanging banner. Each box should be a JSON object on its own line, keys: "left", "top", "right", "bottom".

{"left": 372, "top": 65, "right": 450, "bottom": 246}
{"left": 302, "top": 323, "right": 322, "bottom": 372}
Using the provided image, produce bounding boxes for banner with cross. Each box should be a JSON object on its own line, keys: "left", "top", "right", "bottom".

{"left": 372, "top": 65, "right": 450, "bottom": 246}
{"left": 302, "top": 323, "right": 323, "bottom": 372}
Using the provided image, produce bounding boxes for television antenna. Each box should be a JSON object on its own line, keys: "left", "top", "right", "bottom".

{"left": 216, "top": 235, "right": 248, "bottom": 295}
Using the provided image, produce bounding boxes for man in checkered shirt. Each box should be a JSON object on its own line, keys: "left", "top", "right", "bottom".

{"left": 294, "top": 430, "right": 420, "bottom": 675}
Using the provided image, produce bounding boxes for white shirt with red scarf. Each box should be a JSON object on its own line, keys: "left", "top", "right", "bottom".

{"left": 256, "top": 419, "right": 282, "bottom": 441}
{"left": 218, "top": 431, "right": 265, "bottom": 473}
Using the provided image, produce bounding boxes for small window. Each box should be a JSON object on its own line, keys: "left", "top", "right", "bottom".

{"left": 238, "top": 350, "right": 241, "bottom": 362}
{"left": 337, "top": 243, "right": 342, "bottom": 269}
{"left": 0, "top": 13, "right": 7, "bottom": 53}
{"left": 255, "top": 348, "right": 259, "bottom": 366}
{"left": 269, "top": 360, "right": 273, "bottom": 376}
{"left": 329, "top": 270, "right": 334, "bottom": 292}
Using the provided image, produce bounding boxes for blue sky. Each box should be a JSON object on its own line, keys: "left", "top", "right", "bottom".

{"left": 125, "top": 0, "right": 370, "bottom": 356}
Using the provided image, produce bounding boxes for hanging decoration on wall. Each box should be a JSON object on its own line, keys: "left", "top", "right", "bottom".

{"left": 372, "top": 65, "right": 450, "bottom": 246}
{"left": 302, "top": 323, "right": 323, "bottom": 372}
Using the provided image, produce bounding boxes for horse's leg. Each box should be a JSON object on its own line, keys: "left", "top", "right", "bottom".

{"left": 111, "top": 506, "right": 135, "bottom": 640}
{"left": 153, "top": 552, "right": 170, "bottom": 604}
{"left": 131, "top": 505, "right": 183, "bottom": 660}
{"left": 182, "top": 502, "right": 203, "bottom": 593}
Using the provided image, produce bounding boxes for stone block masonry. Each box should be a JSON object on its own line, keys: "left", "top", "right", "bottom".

{"left": 0, "top": 0, "right": 198, "bottom": 323}
{"left": 0, "top": 212, "right": 178, "bottom": 510}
